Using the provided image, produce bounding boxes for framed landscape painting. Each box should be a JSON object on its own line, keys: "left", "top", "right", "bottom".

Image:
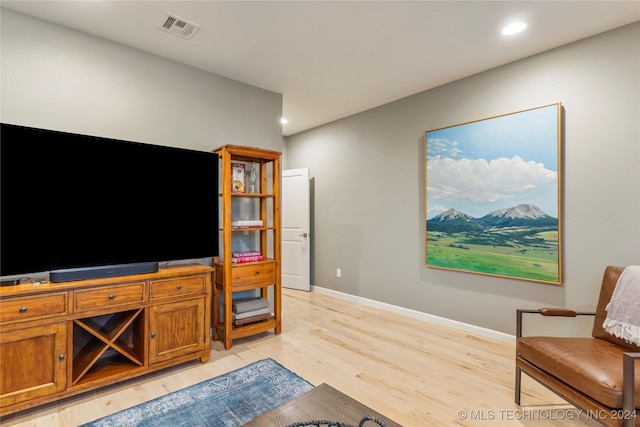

{"left": 424, "top": 103, "right": 563, "bottom": 284}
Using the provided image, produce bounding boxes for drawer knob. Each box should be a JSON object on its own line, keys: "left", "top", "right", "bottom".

{"left": 19, "top": 306, "right": 28, "bottom": 313}
{"left": 108, "top": 294, "right": 116, "bottom": 300}
{"left": 151, "top": 332, "right": 156, "bottom": 338}
{"left": 176, "top": 285, "right": 182, "bottom": 290}
{"left": 59, "top": 354, "right": 65, "bottom": 361}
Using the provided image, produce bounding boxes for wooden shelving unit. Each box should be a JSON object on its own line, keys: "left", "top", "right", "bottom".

{"left": 213, "top": 145, "right": 282, "bottom": 350}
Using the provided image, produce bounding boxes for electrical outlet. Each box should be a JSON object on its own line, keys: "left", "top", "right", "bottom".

{"left": 336, "top": 268, "right": 342, "bottom": 278}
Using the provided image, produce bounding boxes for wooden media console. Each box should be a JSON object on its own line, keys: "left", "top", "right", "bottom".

{"left": 0, "top": 264, "right": 212, "bottom": 416}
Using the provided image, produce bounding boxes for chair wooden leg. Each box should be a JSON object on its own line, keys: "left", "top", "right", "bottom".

{"left": 622, "top": 353, "right": 639, "bottom": 427}
{"left": 515, "top": 365, "right": 522, "bottom": 405}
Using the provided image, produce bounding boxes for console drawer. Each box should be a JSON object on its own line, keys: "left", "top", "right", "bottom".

{"left": 73, "top": 282, "right": 146, "bottom": 312}
{"left": 150, "top": 275, "right": 205, "bottom": 300}
{"left": 0, "top": 292, "right": 68, "bottom": 324}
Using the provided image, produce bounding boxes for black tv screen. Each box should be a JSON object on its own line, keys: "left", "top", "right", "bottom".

{"left": 1, "top": 123, "right": 218, "bottom": 282}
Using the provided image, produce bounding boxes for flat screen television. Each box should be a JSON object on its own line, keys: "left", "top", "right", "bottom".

{"left": 1, "top": 123, "right": 218, "bottom": 283}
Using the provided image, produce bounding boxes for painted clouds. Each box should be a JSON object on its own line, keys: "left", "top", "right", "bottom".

{"left": 427, "top": 152, "right": 556, "bottom": 203}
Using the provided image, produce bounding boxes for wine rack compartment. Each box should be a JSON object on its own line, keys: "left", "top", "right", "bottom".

{"left": 72, "top": 309, "right": 145, "bottom": 386}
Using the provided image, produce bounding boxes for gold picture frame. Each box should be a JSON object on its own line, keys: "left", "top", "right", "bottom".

{"left": 424, "top": 103, "right": 563, "bottom": 284}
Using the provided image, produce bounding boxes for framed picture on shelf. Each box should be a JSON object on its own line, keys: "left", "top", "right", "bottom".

{"left": 424, "top": 103, "right": 563, "bottom": 284}
{"left": 231, "top": 162, "right": 245, "bottom": 193}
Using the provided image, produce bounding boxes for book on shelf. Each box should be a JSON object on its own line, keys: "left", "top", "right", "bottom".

{"left": 232, "top": 297, "right": 269, "bottom": 314}
{"left": 232, "top": 312, "right": 273, "bottom": 327}
{"left": 231, "top": 219, "right": 263, "bottom": 228}
{"left": 232, "top": 255, "right": 263, "bottom": 263}
{"left": 232, "top": 250, "right": 262, "bottom": 257}
{"left": 233, "top": 305, "right": 270, "bottom": 318}
{"left": 231, "top": 162, "right": 245, "bottom": 193}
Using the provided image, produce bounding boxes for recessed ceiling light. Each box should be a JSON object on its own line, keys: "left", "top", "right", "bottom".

{"left": 280, "top": 117, "right": 288, "bottom": 125}
{"left": 502, "top": 22, "right": 527, "bottom": 36}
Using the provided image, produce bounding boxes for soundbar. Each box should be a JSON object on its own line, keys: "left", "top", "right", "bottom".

{"left": 49, "top": 261, "right": 159, "bottom": 283}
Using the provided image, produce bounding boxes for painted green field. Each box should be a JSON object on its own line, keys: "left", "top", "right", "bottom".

{"left": 426, "top": 229, "right": 559, "bottom": 283}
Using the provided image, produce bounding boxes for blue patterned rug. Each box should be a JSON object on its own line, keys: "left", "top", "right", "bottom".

{"left": 79, "top": 358, "right": 314, "bottom": 427}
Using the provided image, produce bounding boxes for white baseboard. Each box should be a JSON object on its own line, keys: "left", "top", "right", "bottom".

{"left": 311, "top": 285, "right": 516, "bottom": 345}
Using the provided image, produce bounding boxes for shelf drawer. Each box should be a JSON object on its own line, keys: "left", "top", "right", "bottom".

{"left": 149, "top": 275, "right": 205, "bottom": 300}
{"left": 0, "top": 292, "right": 68, "bottom": 324}
{"left": 73, "top": 282, "right": 146, "bottom": 312}
{"left": 217, "top": 262, "right": 277, "bottom": 288}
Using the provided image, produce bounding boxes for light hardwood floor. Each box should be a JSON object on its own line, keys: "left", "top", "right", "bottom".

{"left": 2, "top": 288, "right": 601, "bottom": 427}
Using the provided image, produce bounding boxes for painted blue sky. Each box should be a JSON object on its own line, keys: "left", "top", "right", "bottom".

{"left": 426, "top": 104, "right": 560, "bottom": 219}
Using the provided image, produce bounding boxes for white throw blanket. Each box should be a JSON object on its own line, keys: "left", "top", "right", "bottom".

{"left": 603, "top": 265, "right": 640, "bottom": 346}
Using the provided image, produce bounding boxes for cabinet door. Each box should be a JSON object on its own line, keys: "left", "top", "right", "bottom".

{"left": 0, "top": 323, "right": 67, "bottom": 407}
{"left": 148, "top": 298, "right": 206, "bottom": 364}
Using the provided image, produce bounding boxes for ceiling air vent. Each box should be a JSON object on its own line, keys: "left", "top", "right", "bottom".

{"left": 159, "top": 13, "right": 200, "bottom": 40}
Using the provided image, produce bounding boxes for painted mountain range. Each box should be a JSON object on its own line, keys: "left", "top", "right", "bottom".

{"left": 427, "top": 204, "right": 557, "bottom": 233}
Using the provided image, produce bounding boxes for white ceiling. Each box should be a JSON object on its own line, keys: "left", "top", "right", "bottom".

{"left": 2, "top": 1, "right": 639, "bottom": 136}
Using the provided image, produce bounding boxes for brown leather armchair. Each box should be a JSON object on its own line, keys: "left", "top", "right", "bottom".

{"left": 515, "top": 266, "right": 640, "bottom": 427}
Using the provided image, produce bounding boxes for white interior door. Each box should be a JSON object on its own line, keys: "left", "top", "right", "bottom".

{"left": 282, "top": 168, "right": 311, "bottom": 291}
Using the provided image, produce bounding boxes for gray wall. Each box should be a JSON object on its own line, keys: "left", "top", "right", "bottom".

{"left": 1, "top": 8, "right": 282, "bottom": 153}
{"left": 284, "top": 22, "right": 640, "bottom": 336}
{"left": 1, "top": 8, "right": 282, "bottom": 279}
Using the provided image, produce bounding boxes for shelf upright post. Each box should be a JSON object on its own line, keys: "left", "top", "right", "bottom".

{"left": 272, "top": 155, "right": 282, "bottom": 334}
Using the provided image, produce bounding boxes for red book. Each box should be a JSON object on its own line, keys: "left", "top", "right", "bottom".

{"left": 232, "top": 255, "right": 263, "bottom": 263}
